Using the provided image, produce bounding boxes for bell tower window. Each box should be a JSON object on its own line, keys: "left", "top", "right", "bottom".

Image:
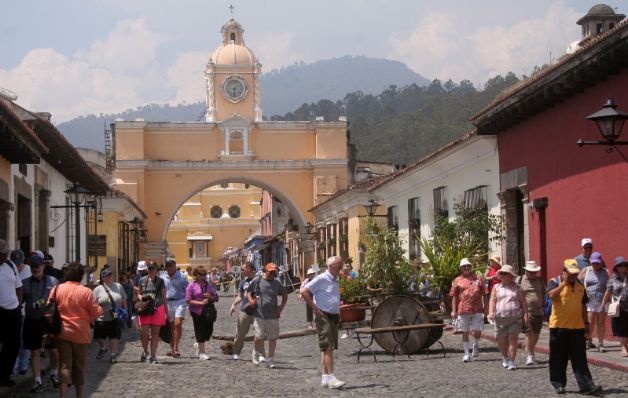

{"left": 230, "top": 33, "right": 236, "bottom": 42}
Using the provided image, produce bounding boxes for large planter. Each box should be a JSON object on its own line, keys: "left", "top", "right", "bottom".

{"left": 339, "top": 304, "right": 366, "bottom": 322}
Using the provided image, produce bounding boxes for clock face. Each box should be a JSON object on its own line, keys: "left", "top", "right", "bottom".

{"left": 222, "top": 77, "right": 247, "bottom": 102}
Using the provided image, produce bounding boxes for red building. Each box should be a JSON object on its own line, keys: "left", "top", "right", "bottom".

{"left": 471, "top": 6, "right": 628, "bottom": 280}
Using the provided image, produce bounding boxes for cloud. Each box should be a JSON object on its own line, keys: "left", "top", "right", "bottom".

{"left": 0, "top": 18, "right": 167, "bottom": 123}
{"left": 390, "top": 2, "right": 581, "bottom": 84}
{"left": 247, "top": 31, "right": 303, "bottom": 72}
{"left": 167, "top": 51, "right": 208, "bottom": 105}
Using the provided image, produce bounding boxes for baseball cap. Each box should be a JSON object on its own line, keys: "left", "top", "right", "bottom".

{"left": 34, "top": 250, "right": 44, "bottom": 258}
{"left": 101, "top": 268, "right": 113, "bottom": 277}
{"left": 30, "top": 254, "right": 45, "bottom": 267}
{"left": 563, "top": 259, "right": 580, "bottom": 274}
{"left": 136, "top": 261, "right": 147, "bottom": 271}
{"left": 10, "top": 249, "right": 25, "bottom": 265}
{"left": 589, "top": 252, "right": 602, "bottom": 264}
{"left": 0, "top": 239, "right": 9, "bottom": 254}
{"left": 581, "top": 238, "right": 593, "bottom": 247}
{"left": 265, "top": 263, "right": 278, "bottom": 272}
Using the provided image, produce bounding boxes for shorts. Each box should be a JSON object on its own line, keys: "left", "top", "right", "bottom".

{"left": 167, "top": 299, "right": 187, "bottom": 321}
{"left": 23, "top": 317, "right": 56, "bottom": 351}
{"left": 457, "top": 313, "right": 484, "bottom": 332}
{"left": 525, "top": 314, "right": 543, "bottom": 334}
{"left": 254, "top": 317, "right": 280, "bottom": 340}
{"left": 93, "top": 320, "right": 121, "bottom": 340}
{"left": 316, "top": 312, "right": 339, "bottom": 351}
{"left": 494, "top": 315, "right": 522, "bottom": 338}
{"left": 138, "top": 304, "right": 167, "bottom": 326}
{"left": 56, "top": 339, "right": 87, "bottom": 386}
{"left": 586, "top": 302, "right": 604, "bottom": 313}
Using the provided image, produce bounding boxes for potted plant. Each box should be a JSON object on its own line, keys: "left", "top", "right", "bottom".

{"left": 360, "top": 217, "right": 413, "bottom": 296}
{"left": 339, "top": 276, "right": 369, "bottom": 322}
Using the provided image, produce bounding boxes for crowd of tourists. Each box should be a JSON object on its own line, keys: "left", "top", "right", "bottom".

{"left": 450, "top": 237, "right": 627, "bottom": 395}
{"left": 1, "top": 234, "right": 627, "bottom": 396}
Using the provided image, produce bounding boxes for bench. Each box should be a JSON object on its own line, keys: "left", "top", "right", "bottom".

{"left": 354, "top": 323, "right": 446, "bottom": 362}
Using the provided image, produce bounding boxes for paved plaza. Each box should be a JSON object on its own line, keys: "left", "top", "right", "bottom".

{"left": 5, "top": 291, "right": 628, "bottom": 398}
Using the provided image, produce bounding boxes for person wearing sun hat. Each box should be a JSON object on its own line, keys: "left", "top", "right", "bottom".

{"left": 601, "top": 257, "right": 628, "bottom": 357}
{"left": 449, "top": 258, "right": 487, "bottom": 363}
{"left": 578, "top": 252, "right": 609, "bottom": 352}
{"left": 547, "top": 259, "right": 601, "bottom": 395}
{"left": 516, "top": 260, "right": 546, "bottom": 366}
{"left": 488, "top": 264, "right": 528, "bottom": 370}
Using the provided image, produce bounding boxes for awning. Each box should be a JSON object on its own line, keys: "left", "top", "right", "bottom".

{"left": 187, "top": 234, "right": 213, "bottom": 241}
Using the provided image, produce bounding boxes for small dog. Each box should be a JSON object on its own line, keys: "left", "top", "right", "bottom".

{"left": 220, "top": 341, "right": 234, "bottom": 355}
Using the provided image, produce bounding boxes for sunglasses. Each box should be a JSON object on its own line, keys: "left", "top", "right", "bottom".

{"left": 460, "top": 265, "right": 472, "bottom": 269}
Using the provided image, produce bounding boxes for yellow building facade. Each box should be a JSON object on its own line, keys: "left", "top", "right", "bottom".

{"left": 167, "top": 183, "right": 261, "bottom": 267}
{"left": 112, "top": 18, "right": 348, "bottom": 263}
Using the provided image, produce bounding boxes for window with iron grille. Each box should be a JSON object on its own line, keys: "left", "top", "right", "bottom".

{"left": 464, "top": 185, "right": 488, "bottom": 209}
{"left": 210, "top": 205, "right": 222, "bottom": 218}
{"left": 433, "top": 186, "right": 448, "bottom": 218}
{"left": 339, "top": 218, "right": 349, "bottom": 260}
{"left": 387, "top": 206, "right": 399, "bottom": 231}
{"left": 408, "top": 197, "right": 420, "bottom": 260}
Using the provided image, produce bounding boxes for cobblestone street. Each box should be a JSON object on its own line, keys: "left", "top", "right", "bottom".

{"left": 6, "top": 292, "right": 628, "bottom": 398}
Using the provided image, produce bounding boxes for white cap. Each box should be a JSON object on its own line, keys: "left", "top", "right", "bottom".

{"left": 459, "top": 258, "right": 472, "bottom": 267}
{"left": 136, "top": 260, "right": 147, "bottom": 271}
{"left": 581, "top": 238, "right": 593, "bottom": 247}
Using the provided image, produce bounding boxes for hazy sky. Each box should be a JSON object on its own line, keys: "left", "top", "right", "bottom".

{"left": 0, "top": 0, "right": 610, "bottom": 122}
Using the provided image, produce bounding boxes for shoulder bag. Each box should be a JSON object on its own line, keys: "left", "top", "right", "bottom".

{"left": 607, "top": 277, "right": 626, "bottom": 318}
{"left": 200, "top": 283, "right": 218, "bottom": 323}
{"left": 135, "top": 277, "right": 157, "bottom": 316}
{"left": 241, "top": 277, "right": 261, "bottom": 316}
{"left": 43, "top": 285, "right": 62, "bottom": 335}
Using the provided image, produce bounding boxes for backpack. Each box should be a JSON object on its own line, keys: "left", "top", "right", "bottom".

{"left": 544, "top": 277, "right": 560, "bottom": 320}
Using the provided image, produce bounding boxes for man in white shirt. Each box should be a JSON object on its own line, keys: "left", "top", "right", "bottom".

{"left": 0, "top": 239, "right": 23, "bottom": 386}
{"left": 301, "top": 256, "right": 346, "bottom": 389}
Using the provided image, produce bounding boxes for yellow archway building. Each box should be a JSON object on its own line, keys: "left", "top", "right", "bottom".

{"left": 112, "top": 18, "right": 348, "bottom": 261}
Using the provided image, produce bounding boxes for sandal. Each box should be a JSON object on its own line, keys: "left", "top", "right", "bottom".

{"left": 621, "top": 352, "right": 628, "bottom": 357}
{"left": 166, "top": 351, "right": 174, "bottom": 357}
{"left": 173, "top": 351, "right": 181, "bottom": 358}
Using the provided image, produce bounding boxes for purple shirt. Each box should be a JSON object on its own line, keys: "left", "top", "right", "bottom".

{"left": 185, "top": 281, "right": 218, "bottom": 315}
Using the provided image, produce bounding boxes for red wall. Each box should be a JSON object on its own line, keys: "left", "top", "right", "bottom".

{"left": 498, "top": 69, "right": 628, "bottom": 278}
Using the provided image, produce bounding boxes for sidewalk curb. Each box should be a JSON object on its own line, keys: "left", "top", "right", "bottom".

{"left": 480, "top": 332, "right": 628, "bottom": 373}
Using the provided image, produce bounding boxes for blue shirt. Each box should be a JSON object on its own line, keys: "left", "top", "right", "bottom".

{"left": 161, "top": 271, "right": 189, "bottom": 300}
{"left": 574, "top": 254, "right": 590, "bottom": 271}
{"left": 305, "top": 271, "right": 340, "bottom": 314}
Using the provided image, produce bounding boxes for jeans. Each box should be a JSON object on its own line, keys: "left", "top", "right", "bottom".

{"left": 0, "top": 307, "right": 22, "bottom": 380}
{"left": 549, "top": 328, "right": 595, "bottom": 391}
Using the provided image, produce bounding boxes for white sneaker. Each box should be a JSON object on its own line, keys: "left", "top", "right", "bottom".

{"left": 340, "top": 332, "right": 349, "bottom": 339}
{"left": 502, "top": 358, "right": 509, "bottom": 368}
{"left": 320, "top": 378, "right": 329, "bottom": 388}
{"left": 472, "top": 346, "right": 479, "bottom": 358}
{"left": 327, "top": 378, "right": 346, "bottom": 389}
{"left": 231, "top": 354, "right": 240, "bottom": 360}
{"left": 525, "top": 356, "right": 536, "bottom": 366}
{"left": 507, "top": 360, "right": 516, "bottom": 370}
{"left": 597, "top": 344, "right": 606, "bottom": 353}
{"left": 251, "top": 352, "right": 260, "bottom": 365}
{"left": 198, "top": 353, "right": 210, "bottom": 361}
{"left": 193, "top": 342, "right": 199, "bottom": 357}
{"left": 257, "top": 355, "right": 266, "bottom": 365}
{"left": 266, "top": 357, "right": 275, "bottom": 368}
{"left": 462, "top": 354, "right": 470, "bottom": 363}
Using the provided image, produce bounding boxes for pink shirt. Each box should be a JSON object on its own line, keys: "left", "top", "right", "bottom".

{"left": 185, "top": 281, "right": 218, "bottom": 315}
{"left": 495, "top": 283, "right": 523, "bottom": 317}
{"left": 52, "top": 282, "right": 103, "bottom": 344}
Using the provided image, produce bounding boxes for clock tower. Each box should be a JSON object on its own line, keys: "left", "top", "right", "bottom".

{"left": 205, "top": 18, "right": 263, "bottom": 123}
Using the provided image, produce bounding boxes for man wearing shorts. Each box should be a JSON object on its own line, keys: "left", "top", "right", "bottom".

{"left": 517, "top": 260, "right": 546, "bottom": 365}
{"left": 246, "top": 263, "right": 287, "bottom": 368}
{"left": 22, "top": 255, "right": 59, "bottom": 392}
{"left": 301, "top": 256, "right": 346, "bottom": 389}
{"left": 450, "top": 258, "right": 487, "bottom": 362}
{"left": 161, "top": 258, "right": 188, "bottom": 358}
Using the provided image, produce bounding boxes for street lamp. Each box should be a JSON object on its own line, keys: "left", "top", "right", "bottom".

{"left": 64, "top": 182, "right": 90, "bottom": 262}
{"left": 577, "top": 98, "right": 628, "bottom": 147}
{"left": 363, "top": 198, "right": 381, "bottom": 217}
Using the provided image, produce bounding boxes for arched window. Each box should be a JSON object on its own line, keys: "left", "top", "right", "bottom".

{"left": 210, "top": 205, "right": 223, "bottom": 218}
{"left": 230, "top": 32, "right": 236, "bottom": 41}
{"left": 228, "top": 205, "right": 240, "bottom": 218}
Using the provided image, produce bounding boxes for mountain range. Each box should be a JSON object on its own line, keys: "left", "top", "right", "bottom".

{"left": 57, "top": 55, "right": 429, "bottom": 150}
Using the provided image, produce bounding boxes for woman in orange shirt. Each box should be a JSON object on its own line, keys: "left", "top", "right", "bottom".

{"left": 51, "top": 262, "right": 102, "bottom": 398}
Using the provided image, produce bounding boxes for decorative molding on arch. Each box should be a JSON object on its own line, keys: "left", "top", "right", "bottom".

{"left": 116, "top": 159, "right": 347, "bottom": 171}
